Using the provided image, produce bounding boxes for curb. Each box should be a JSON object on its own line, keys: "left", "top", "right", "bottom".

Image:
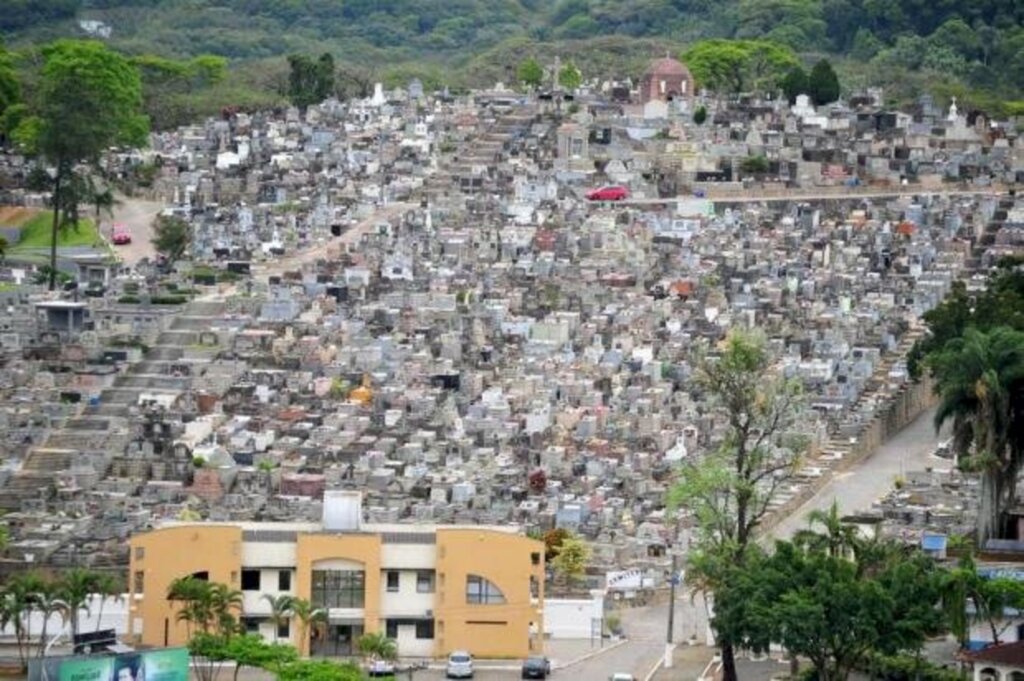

{"left": 642, "top": 650, "right": 665, "bottom": 681}
{"left": 555, "top": 637, "right": 629, "bottom": 670}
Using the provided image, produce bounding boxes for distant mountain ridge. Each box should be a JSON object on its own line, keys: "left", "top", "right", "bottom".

{"left": 3, "top": 0, "right": 1022, "bottom": 102}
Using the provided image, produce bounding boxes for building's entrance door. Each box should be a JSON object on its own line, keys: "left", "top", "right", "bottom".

{"left": 311, "top": 624, "right": 364, "bottom": 657}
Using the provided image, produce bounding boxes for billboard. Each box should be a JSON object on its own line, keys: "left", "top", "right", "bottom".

{"left": 31, "top": 648, "right": 189, "bottom": 681}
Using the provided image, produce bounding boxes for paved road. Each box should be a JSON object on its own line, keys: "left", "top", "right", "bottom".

{"left": 411, "top": 596, "right": 710, "bottom": 681}
{"left": 769, "top": 405, "right": 949, "bottom": 540}
{"left": 108, "top": 195, "right": 166, "bottom": 265}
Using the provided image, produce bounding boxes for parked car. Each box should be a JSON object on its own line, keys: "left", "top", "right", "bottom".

{"left": 112, "top": 225, "right": 131, "bottom": 245}
{"left": 521, "top": 656, "right": 551, "bottom": 679}
{"left": 586, "top": 185, "right": 629, "bottom": 201}
{"left": 446, "top": 651, "right": 474, "bottom": 679}
{"left": 366, "top": 659, "right": 395, "bottom": 677}
{"left": 609, "top": 674, "right": 636, "bottom": 681}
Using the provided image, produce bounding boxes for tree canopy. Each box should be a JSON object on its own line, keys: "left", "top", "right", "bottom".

{"left": 682, "top": 39, "right": 800, "bottom": 93}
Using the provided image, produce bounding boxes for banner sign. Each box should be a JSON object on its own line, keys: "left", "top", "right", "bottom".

{"left": 31, "top": 648, "right": 189, "bottom": 681}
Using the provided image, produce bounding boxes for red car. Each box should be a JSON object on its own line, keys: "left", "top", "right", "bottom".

{"left": 112, "top": 225, "right": 131, "bottom": 245}
{"left": 586, "top": 185, "right": 629, "bottom": 201}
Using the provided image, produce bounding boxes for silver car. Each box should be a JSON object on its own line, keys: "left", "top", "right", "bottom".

{"left": 446, "top": 651, "right": 474, "bottom": 679}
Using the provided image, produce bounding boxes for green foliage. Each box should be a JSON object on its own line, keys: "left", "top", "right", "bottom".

{"left": 669, "top": 330, "right": 802, "bottom": 551}
{"left": 8, "top": 212, "right": 97, "bottom": 251}
{"left": 152, "top": 214, "right": 191, "bottom": 263}
{"left": 277, "top": 659, "right": 364, "bottom": 681}
{"left": 356, "top": 631, "right": 397, "bottom": 661}
{"left": 1, "top": 0, "right": 1022, "bottom": 106}
{"left": 0, "top": 0, "right": 78, "bottom": 33}
{"left": 288, "top": 52, "right": 335, "bottom": 108}
{"left": 808, "top": 59, "right": 840, "bottom": 104}
{"left": 740, "top": 155, "right": 770, "bottom": 174}
{"left": 683, "top": 39, "right": 800, "bottom": 93}
{"left": 858, "top": 653, "right": 962, "bottom": 681}
{"left": 715, "top": 538, "right": 945, "bottom": 681}
{"left": 929, "top": 326, "right": 1024, "bottom": 542}
{"left": 781, "top": 65, "right": 808, "bottom": 103}
{"left": 693, "top": 104, "right": 707, "bottom": 125}
{"left": 31, "top": 40, "right": 148, "bottom": 162}
{"left": 15, "top": 40, "right": 147, "bottom": 289}
{"left": 558, "top": 60, "right": 582, "bottom": 90}
{"left": 551, "top": 535, "right": 591, "bottom": 582}
{"left": 0, "top": 44, "right": 19, "bottom": 128}
{"left": 517, "top": 57, "right": 544, "bottom": 88}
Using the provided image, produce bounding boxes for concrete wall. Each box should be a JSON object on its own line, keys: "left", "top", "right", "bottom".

{"left": 543, "top": 598, "right": 601, "bottom": 639}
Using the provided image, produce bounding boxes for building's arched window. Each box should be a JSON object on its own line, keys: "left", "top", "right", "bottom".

{"left": 466, "top": 575, "right": 506, "bottom": 604}
{"left": 1006, "top": 672, "right": 1024, "bottom": 681}
{"left": 980, "top": 668, "right": 1001, "bottom": 681}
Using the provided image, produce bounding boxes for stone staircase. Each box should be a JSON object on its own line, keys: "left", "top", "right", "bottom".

{"left": 0, "top": 299, "right": 231, "bottom": 512}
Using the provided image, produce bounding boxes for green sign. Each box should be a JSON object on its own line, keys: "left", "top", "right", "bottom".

{"left": 57, "top": 657, "right": 112, "bottom": 681}
{"left": 138, "top": 649, "right": 189, "bottom": 681}
{"left": 51, "top": 649, "right": 189, "bottom": 681}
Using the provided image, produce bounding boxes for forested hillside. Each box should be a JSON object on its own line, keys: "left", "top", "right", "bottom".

{"left": 2, "top": 0, "right": 1023, "bottom": 118}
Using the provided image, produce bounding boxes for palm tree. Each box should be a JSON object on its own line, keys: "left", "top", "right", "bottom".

{"left": 168, "top": 576, "right": 212, "bottom": 638}
{"left": 262, "top": 594, "right": 294, "bottom": 643}
{"left": 1, "top": 572, "right": 45, "bottom": 670}
{"left": 32, "top": 588, "right": 69, "bottom": 658}
{"left": 357, "top": 631, "right": 397, "bottom": 661}
{"left": 931, "top": 326, "right": 1024, "bottom": 543}
{"left": 57, "top": 568, "right": 98, "bottom": 641}
{"left": 288, "top": 597, "right": 326, "bottom": 656}
{"left": 208, "top": 582, "right": 243, "bottom": 636}
{"left": 792, "top": 501, "right": 860, "bottom": 559}
{"left": 92, "top": 573, "right": 123, "bottom": 632}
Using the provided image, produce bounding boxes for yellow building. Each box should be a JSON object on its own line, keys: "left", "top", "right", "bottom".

{"left": 128, "top": 492, "right": 545, "bottom": 659}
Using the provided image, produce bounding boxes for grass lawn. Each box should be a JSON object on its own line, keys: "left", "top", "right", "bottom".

{"left": 9, "top": 212, "right": 99, "bottom": 251}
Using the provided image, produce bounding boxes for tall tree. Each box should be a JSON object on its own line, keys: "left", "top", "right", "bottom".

{"left": 516, "top": 57, "right": 544, "bottom": 90}
{"left": 1, "top": 572, "right": 46, "bottom": 670}
{"left": 807, "top": 59, "right": 840, "bottom": 105}
{"left": 930, "top": 326, "right": 1024, "bottom": 543}
{"left": 57, "top": 568, "right": 98, "bottom": 641}
{"left": 152, "top": 214, "right": 191, "bottom": 263}
{"left": 15, "top": 40, "right": 147, "bottom": 290}
{"left": 288, "top": 597, "right": 326, "bottom": 655}
{"left": 287, "top": 53, "right": 335, "bottom": 108}
{"left": 315, "top": 53, "right": 335, "bottom": 102}
{"left": 92, "top": 573, "right": 122, "bottom": 633}
{"left": 780, "top": 65, "right": 808, "bottom": 104}
{"left": 791, "top": 501, "right": 860, "bottom": 558}
{"left": 669, "top": 329, "right": 803, "bottom": 681}
{"left": 683, "top": 39, "right": 799, "bottom": 93}
{"left": 0, "top": 41, "right": 19, "bottom": 134}
{"left": 551, "top": 535, "right": 591, "bottom": 584}
{"left": 261, "top": 594, "right": 294, "bottom": 643}
{"left": 558, "top": 61, "right": 582, "bottom": 91}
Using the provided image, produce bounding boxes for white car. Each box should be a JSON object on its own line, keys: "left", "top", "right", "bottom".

{"left": 366, "top": 659, "right": 395, "bottom": 677}
{"left": 446, "top": 651, "right": 474, "bottom": 679}
{"left": 609, "top": 674, "right": 636, "bottom": 681}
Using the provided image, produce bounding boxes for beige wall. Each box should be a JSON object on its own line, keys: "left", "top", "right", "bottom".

{"left": 434, "top": 529, "right": 545, "bottom": 659}
{"left": 128, "top": 525, "right": 243, "bottom": 648}
{"left": 294, "top": 533, "right": 383, "bottom": 655}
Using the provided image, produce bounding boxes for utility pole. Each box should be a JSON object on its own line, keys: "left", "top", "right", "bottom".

{"left": 665, "top": 552, "right": 678, "bottom": 669}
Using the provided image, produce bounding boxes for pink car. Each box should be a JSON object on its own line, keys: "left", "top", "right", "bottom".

{"left": 112, "top": 225, "right": 131, "bottom": 245}
{"left": 586, "top": 185, "right": 629, "bottom": 201}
